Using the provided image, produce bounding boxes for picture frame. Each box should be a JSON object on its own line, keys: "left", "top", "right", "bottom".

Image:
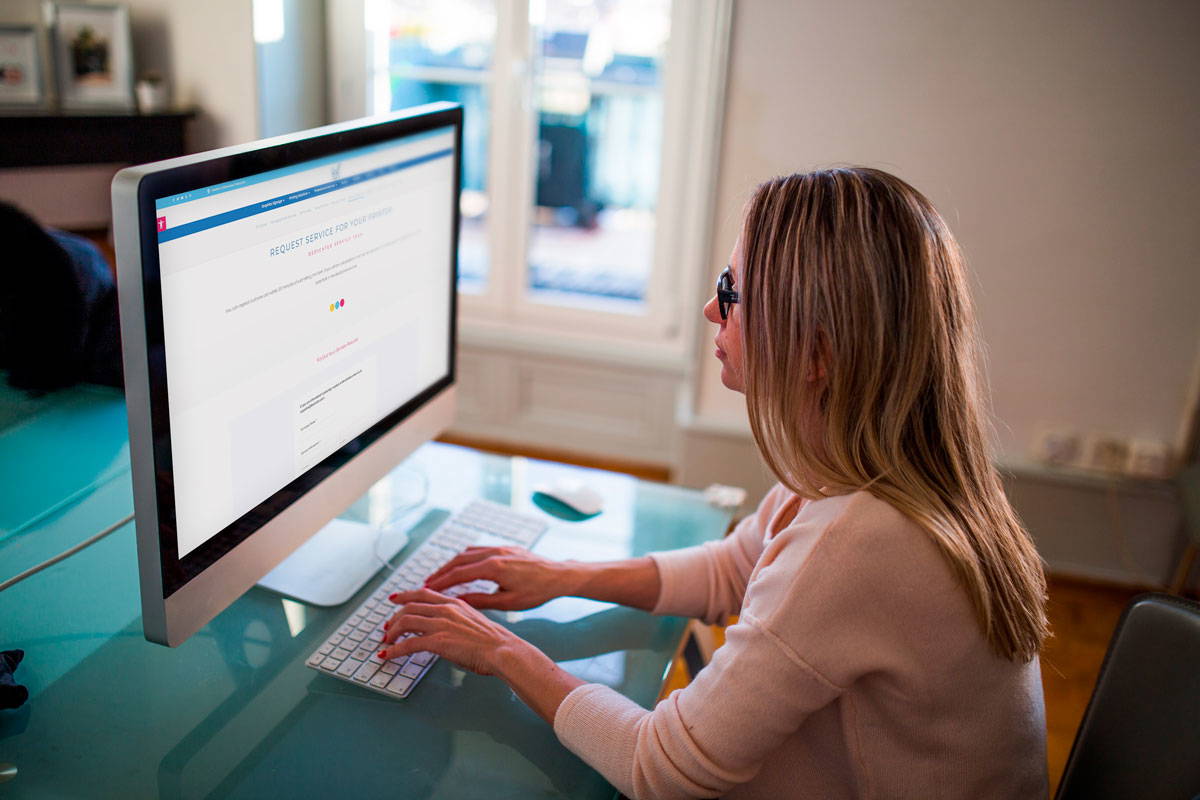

{"left": 45, "top": 2, "right": 135, "bottom": 111}
{"left": 0, "top": 25, "right": 46, "bottom": 109}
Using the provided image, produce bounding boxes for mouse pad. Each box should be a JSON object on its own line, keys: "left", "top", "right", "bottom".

{"left": 531, "top": 492, "right": 599, "bottom": 522}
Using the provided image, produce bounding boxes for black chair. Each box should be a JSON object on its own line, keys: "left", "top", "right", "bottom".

{"left": 1055, "top": 593, "right": 1200, "bottom": 799}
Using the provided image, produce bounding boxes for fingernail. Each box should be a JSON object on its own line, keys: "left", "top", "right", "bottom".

{"left": 377, "top": 650, "right": 388, "bottom": 660}
{"left": 388, "top": 593, "right": 400, "bottom": 602}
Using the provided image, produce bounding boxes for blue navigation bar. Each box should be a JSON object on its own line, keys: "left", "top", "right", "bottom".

{"left": 157, "top": 148, "right": 453, "bottom": 244}
{"left": 155, "top": 126, "right": 454, "bottom": 210}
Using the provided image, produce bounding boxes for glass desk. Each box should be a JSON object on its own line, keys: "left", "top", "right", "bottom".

{"left": 0, "top": 385, "right": 732, "bottom": 798}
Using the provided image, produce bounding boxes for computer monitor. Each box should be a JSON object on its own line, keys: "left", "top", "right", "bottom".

{"left": 113, "top": 103, "right": 461, "bottom": 647}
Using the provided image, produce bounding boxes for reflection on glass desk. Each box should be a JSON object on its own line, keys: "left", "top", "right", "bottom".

{"left": 0, "top": 384, "right": 732, "bottom": 798}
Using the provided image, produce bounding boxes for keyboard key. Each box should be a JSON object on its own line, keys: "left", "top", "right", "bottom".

{"left": 370, "top": 672, "right": 393, "bottom": 689}
{"left": 320, "top": 657, "right": 340, "bottom": 672}
{"left": 400, "top": 661, "right": 424, "bottom": 679}
{"left": 337, "top": 659, "right": 361, "bottom": 677}
{"left": 380, "top": 662, "right": 400, "bottom": 675}
{"left": 410, "top": 651, "right": 434, "bottom": 666}
{"left": 307, "top": 651, "right": 325, "bottom": 667}
{"left": 331, "top": 647, "right": 351, "bottom": 661}
{"left": 353, "top": 662, "right": 380, "bottom": 682}
{"left": 385, "top": 674, "right": 414, "bottom": 695}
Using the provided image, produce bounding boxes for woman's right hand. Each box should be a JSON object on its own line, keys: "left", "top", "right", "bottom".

{"left": 422, "top": 546, "right": 576, "bottom": 610}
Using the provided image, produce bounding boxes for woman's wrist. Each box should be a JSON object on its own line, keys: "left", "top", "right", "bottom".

{"left": 560, "top": 557, "right": 660, "bottom": 611}
{"left": 492, "top": 637, "right": 585, "bottom": 725}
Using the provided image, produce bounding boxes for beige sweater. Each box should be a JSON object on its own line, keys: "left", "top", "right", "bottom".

{"left": 553, "top": 485, "right": 1047, "bottom": 799}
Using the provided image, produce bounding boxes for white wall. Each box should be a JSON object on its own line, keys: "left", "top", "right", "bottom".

{"left": 122, "top": 0, "right": 257, "bottom": 151}
{"left": 257, "top": 0, "right": 328, "bottom": 138}
{"left": 694, "top": 0, "right": 1200, "bottom": 470}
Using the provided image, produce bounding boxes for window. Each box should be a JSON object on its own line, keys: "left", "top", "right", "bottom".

{"left": 328, "top": 0, "right": 730, "bottom": 363}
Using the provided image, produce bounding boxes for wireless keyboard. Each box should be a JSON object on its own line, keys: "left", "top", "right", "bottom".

{"left": 304, "top": 499, "right": 548, "bottom": 698}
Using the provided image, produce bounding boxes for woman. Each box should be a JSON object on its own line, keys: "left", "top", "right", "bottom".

{"left": 380, "top": 168, "right": 1049, "bottom": 799}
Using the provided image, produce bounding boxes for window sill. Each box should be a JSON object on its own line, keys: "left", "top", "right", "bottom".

{"left": 458, "top": 317, "right": 691, "bottom": 375}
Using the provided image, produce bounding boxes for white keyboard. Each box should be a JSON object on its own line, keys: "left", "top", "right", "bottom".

{"left": 304, "top": 499, "right": 548, "bottom": 698}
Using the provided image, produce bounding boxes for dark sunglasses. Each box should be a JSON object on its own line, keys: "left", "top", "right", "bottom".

{"left": 716, "top": 265, "right": 739, "bottom": 320}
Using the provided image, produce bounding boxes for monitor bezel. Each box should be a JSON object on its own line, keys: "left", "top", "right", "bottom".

{"left": 126, "top": 105, "right": 461, "bottom": 602}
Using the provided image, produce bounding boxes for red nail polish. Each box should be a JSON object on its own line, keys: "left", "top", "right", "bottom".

{"left": 377, "top": 650, "right": 387, "bottom": 659}
{"left": 389, "top": 593, "right": 399, "bottom": 602}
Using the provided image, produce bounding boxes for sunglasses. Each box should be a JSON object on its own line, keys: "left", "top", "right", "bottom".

{"left": 716, "top": 265, "right": 739, "bottom": 320}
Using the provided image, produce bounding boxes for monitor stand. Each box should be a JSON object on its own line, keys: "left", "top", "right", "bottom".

{"left": 256, "top": 518, "right": 409, "bottom": 607}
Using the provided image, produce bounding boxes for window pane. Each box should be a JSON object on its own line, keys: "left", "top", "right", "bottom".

{"left": 527, "top": 0, "right": 670, "bottom": 313}
{"left": 387, "top": 0, "right": 495, "bottom": 292}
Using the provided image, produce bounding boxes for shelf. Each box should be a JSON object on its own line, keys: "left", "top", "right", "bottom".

{"left": 0, "top": 109, "right": 196, "bottom": 169}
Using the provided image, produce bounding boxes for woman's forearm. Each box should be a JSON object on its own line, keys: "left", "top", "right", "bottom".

{"left": 494, "top": 640, "right": 586, "bottom": 726}
{"left": 561, "top": 556, "right": 661, "bottom": 611}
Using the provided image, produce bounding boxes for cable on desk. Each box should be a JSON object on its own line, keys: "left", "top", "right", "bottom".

{"left": 0, "top": 462, "right": 131, "bottom": 544}
{"left": 374, "top": 466, "right": 430, "bottom": 572}
{"left": 0, "top": 513, "right": 133, "bottom": 593}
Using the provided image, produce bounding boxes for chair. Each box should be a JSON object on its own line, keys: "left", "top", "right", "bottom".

{"left": 1055, "top": 593, "right": 1200, "bottom": 799}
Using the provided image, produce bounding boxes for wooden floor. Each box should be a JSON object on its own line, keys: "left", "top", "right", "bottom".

{"left": 1040, "top": 576, "right": 1143, "bottom": 794}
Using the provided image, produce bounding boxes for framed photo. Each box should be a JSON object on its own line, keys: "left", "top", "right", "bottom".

{"left": 46, "top": 2, "right": 135, "bottom": 111}
{"left": 0, "top": 25, "right": 46, "bottom": 108}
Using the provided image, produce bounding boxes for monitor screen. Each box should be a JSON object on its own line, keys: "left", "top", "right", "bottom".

{"left": 114, "top": 104, "right": 461, "bottom": 645}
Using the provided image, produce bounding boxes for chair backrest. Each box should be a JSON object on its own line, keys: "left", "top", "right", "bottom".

{"left": 1055, "top": 593, "right": 1200, "bottom": 800}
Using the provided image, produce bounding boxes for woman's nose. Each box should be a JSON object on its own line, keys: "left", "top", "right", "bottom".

{"left": 703, "top": 294, "right": 722, "bottom": 324}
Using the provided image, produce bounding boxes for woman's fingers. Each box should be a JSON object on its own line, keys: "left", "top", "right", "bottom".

{"left": 380, "top": 611, "right": 440, "bottom": 643}
{"left": 424, "top": 547, "right": 509, "bottom": 584}
{"left": 389, "top": 587, "right": 456, "bottom": 606}
{"left": 377, "top": 632, "right": 442, "bottom": 661}
{"left": 423, "top": 562, "right": 495, "bottom": 593}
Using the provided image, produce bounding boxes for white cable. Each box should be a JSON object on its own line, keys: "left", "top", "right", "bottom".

{"left": 0, "top": 513, "right": 133, "bottom": 593}
{"left": 374, "top": 467, "right": 430, "bottom": 571}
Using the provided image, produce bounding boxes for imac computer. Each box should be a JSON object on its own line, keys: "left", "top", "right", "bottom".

{"left": 113, "top": 103, "right": 462, "bottom": 646}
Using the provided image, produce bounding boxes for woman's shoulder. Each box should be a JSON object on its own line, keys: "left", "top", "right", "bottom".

{"left": 748, "top": 490, "right": 967, "bottom": 620}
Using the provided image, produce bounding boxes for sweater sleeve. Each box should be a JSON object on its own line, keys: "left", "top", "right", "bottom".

{"left": 647, "top": 484, "right": 789, "bottom": 623}
{"left": 553, "top": 613, "right": 842, "bottom": 799}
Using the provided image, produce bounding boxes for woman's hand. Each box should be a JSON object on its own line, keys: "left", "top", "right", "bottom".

{"left": 422, "top": 546, "right": 574, "bottom": 611}
{"left": 381, "top": 588, "right": 587, "bottom": 725}
{"left": 379, "top": 588, "right": 526, "bottom": 675}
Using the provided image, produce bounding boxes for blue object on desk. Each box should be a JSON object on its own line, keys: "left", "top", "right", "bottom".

{"left": 532, "top": 490, "right": 600, "bottom": 522}
{"left": 0, "top": 390, "right": 731, "bottom": 799}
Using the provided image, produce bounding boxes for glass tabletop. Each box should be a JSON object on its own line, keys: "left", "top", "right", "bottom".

{"left": 0, "top": 386, "right": 731, "bottom": 798}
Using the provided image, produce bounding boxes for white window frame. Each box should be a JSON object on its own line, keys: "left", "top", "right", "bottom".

{"left": 327, "top": 0, "right": 731, "bottom": 371}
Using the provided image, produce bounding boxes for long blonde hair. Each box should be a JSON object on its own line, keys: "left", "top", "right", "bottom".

{"left": 740, "top": 167, "right": 1048, "bottom": 662}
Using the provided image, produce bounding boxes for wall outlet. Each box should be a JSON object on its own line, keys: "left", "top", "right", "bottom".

{"left": 1126, "top": 439, "right": 1172, "bottom": 479}
{"left": 1031, "top": 427, "right": 1082, "bottom": 468}
{"left": 1081, "top": 433, "right": 1131, "bottom": 474}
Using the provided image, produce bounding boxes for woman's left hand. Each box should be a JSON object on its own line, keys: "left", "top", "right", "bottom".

{"left": 379, "top": 587, "right": 525, "bottom": 676}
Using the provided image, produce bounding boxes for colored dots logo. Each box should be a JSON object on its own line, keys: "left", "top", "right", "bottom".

{"left": 329, "top": 298, "right": 346, "bottom": 312}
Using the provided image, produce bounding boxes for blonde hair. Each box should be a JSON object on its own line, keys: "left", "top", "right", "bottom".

{"left": 740, "top": 167, "right": 1048, "bottom": 662}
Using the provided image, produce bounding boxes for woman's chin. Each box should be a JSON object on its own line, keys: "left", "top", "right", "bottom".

{"left": 720, "top": 369, "right": 745, "bottom": 394}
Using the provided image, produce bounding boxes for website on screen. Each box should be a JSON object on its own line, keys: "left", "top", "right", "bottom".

{"left": 155, "top": 130, "right": 455, "bottom": 557}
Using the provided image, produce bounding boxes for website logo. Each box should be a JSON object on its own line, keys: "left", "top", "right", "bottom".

{"left": 156, "top": 216, "right": 167, "bottom": 232}
{"left": 329, "top": 298, "right": 346, "bottom": 312}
